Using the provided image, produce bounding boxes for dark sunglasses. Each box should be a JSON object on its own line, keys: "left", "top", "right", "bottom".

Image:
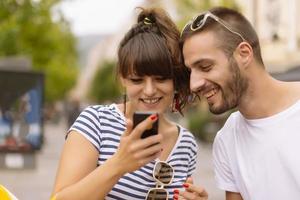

{"left": 181, "top": 11, "right": 246, "bottom": 42}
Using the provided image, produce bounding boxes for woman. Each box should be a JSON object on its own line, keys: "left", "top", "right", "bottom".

{"left": 51, "top": 7, "right": 207, "bottom": 200}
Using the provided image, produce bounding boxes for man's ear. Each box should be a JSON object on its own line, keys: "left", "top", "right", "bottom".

{"left": 234, "top": 42, "right": 253, "bottom": 68}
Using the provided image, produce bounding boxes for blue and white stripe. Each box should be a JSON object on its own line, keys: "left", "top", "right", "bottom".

{"left": 70, "top": 104, "right": 198, "bottom": 200}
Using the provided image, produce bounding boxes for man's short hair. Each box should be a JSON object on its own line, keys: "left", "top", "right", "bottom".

{"left": 180, "top": 7, "right": 264, "bottom": 65}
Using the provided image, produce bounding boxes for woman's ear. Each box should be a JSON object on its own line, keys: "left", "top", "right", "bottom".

{"left": 234, "top": 42, "right": 253, "bottom": 68}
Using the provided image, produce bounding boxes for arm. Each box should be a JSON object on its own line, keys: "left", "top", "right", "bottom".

{"left": 213, "top": 132, "right": 241, "bottom": 200}
{"left": 51, "top": 131, "right": 125, "bottom": 200}
{"left": 226, "top": 191, "right": 243, "bottom": 200}
{"left": 52, "top": 116, "right": 162, "bottom": 200}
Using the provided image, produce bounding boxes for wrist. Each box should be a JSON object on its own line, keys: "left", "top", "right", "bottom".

{"left": 106, "top": 155, "right": 127, "bottom": 177}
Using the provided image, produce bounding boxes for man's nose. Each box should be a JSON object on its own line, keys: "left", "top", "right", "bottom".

{"left": 190, "top": 71, "right": 206, "bottom": 93}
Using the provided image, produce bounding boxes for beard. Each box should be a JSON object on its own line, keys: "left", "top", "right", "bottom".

{"left": 209, "top": 57, "right": 248, "bottom": 114}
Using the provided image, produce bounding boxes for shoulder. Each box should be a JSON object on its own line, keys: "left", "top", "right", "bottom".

{"left": 179, "top": 125, "right": 196, "bottom": 140}
{"left": 80, "top": 104, "right": 124, "bottom": 121}
{"left": 213, "top": 111, "right": 241, "bottom": 147}
{"left": 293, "top": 82, "right": 300, "bottom": 99}
{"left": 280, "top": 81, "right": 300, "bottom": 100}
{"left": 179, "top": 125, "right": 198, "bottom": 149}
{"left": 82, "top": 104, "right": 118, "bottom": 114}
{"left": 70, "top": 104, "right": 125, "bottom": 145}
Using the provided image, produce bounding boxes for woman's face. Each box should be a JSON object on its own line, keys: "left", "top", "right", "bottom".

{"left": 122, "top": 74, "right": 174, "bottom": 114}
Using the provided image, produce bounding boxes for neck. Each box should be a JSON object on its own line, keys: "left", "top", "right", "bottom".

{"left": 238, "top": 67, "right": 299, "bottom": 119}
{"left": 158, "top": 115, "right": 175, "bottom": 132}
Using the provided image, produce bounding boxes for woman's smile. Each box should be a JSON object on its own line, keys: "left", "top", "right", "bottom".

{"left": 140, "top": 97, "right": 162, "bottom": 104}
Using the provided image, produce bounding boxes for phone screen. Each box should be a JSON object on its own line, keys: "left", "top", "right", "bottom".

{"left": 133, "top": 112, "right": 158, "bottom": 139}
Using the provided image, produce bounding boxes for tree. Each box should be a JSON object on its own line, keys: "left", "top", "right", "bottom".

{"left": 89, "top": 60, "right": 122, "bottom": 103}
{"left": 0, "top": 0, "right": 78, "bottom": 103}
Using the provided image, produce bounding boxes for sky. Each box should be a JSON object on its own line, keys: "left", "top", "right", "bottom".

{"left": 58, "top": 0, "right": 144, "bottom": 36}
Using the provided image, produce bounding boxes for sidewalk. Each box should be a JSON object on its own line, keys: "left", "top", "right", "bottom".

{"left": 194, "top": 142, "right": 224, "bottom": 200}
{"left": 0, "top": 119, "right": 223, "bottom": 200}
{"left": 0, "top": 120, "right": 67, "bottom": 200}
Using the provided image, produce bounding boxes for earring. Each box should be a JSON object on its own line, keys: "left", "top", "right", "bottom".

{"left": 175, "top": 97, "right": 180, "bottom": 112}
{"left": 123, "top": 93, "right": 127, "bottom": 115}
{"left": 171, "top": 92, "right": 180, "bottom": 113}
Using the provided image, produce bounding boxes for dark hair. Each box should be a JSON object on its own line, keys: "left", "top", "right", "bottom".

{"left": 117, "top": 7, "right": 190, "bottom": 113}
{"left": 180, "top": 7, "right": 264, "bottom": 65}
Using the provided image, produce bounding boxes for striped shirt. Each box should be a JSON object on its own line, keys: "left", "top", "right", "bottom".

{"left": 70, "top": 104, "right": 198, "bottom": 200}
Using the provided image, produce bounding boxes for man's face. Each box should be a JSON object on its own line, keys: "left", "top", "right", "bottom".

{"left": 182, "top": 31, "right": 248, "bottom": 114}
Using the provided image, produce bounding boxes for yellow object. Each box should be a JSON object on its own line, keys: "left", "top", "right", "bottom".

{"left": 50, "top": 195, "right": 57, "bottom": 200}
{"left": 0, "top": 185, "right": 18, "bottom": 200}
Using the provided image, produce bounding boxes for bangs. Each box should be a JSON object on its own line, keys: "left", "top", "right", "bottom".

{"left": 119, "top": 33, "right": 174, "bottom": 78}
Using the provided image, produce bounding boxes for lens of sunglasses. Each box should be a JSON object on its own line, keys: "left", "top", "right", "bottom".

{"left": 184, "top": 12, "right": 246, "bottom": 42}
{"left": 191, "top": 14, "right": 206, "bottom": 30}
{"left": 146, "top": 188, "right": 168, "bottom": 200}
{"left": 153, "top": 162, "right": 173, "bottom": 185}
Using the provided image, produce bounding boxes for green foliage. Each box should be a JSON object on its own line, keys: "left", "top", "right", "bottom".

{"left": 186, "top": 106, "right": 213, "bottom": 142}
{"left": 0, "top": 0, "right": 78, "bottom": 103}
{"left": 45, "top": 59, "right": 77, "bottom": 102}
{"left": 186, "top": 103, "right": 230, "bottom": 143}
{"left": 89, "top": 60, "right": 122, "bottom": 103}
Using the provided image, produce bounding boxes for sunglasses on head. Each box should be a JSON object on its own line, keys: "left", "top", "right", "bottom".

{"left": 181, "top": 11, "right": 246, "bottom": 42}
{"left": 145, "top": 161, "right": 174, "bottom": 200}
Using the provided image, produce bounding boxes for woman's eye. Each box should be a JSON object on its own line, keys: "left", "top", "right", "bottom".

{"left": 155, "top": 77, "right": 168, "bottom": 82}
{"left": 130, "top": 78, "right": 143, "bottom": 83}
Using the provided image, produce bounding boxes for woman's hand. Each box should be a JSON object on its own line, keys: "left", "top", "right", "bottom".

{"left": 112, "top": 114, "right": 162, "bottom": 173}
{"left": 173, "top": 177, "right": 208, "bottom": 200}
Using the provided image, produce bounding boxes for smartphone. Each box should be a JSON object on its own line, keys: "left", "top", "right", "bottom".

{"left": 133, "top": 111, "right": 159, "bottom": 139}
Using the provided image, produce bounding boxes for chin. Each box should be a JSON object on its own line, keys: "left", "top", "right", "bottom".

{"left": 209, "top": 108, "right": 227, "bottom": 115}
{"left": 209, "top": 103, "right": 229, "bottom": 115}
{"left": 209, "top": 101, "right": 237, "bottom": 114}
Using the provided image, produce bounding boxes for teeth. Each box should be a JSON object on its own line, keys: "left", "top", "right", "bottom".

{"left": 204, "top": 88, "right": 217, "bottom": 98}
{"left": 142, "top": 98, "right": 160, "bottom": 104}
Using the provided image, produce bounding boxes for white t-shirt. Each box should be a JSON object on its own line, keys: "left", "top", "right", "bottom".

{"left": 213, "top": 100, "right": 300, "bottom": 200}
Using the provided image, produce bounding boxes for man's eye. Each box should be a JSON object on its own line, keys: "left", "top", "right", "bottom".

{"left": 201, "top": 65, "right": 212, "bottom": 72}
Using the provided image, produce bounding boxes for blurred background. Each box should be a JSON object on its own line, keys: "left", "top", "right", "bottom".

{"left": 0, "top": 0, "right": 299, "bottom": 199}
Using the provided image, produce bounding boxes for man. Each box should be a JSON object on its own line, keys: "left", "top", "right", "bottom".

{"left": 180, "top": 6, "right": 300, "bottom": 200}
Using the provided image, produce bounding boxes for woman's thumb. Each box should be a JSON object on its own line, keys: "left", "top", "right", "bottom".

{"left": 123, "top": 119, "right": 133, "bottom": 137}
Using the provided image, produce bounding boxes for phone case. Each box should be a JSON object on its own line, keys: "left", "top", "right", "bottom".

{"left": 133, "top": 112, "right": 158, "bottom": 139}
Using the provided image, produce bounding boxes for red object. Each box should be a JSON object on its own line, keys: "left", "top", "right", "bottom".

{"left": 150, "top": 115, "right": 157, "bottom": 121}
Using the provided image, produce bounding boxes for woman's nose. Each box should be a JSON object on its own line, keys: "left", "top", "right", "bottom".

{"left": 143, "top": 79, "right": 156, "bottom": 96}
